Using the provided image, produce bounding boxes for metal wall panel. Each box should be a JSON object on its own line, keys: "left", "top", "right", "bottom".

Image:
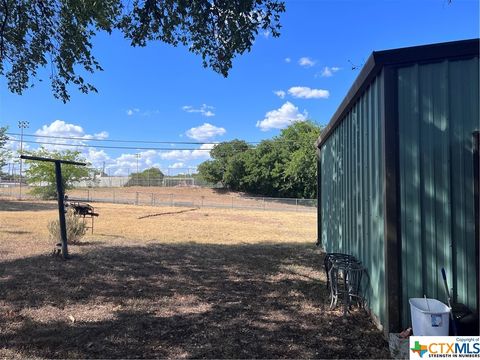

{"left": 320, "top": 72, "right": 386, "bottom": 325}
{"left": 398, "top": 57, "right": 479, "bottom": 327}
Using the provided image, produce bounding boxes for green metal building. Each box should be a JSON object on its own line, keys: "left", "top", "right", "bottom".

{"left": 316, "top": 39, "right": 479, "bottom": 333}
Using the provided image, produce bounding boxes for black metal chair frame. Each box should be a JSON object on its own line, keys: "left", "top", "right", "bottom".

{"left": 324, "top": 253, "right": 357, "bottom": 290}
{"left": 324, "top": 253, "right": 365, "bottom": 316}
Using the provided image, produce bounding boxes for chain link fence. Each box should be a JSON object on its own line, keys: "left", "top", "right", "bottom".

{"left": 0, "top": 185, "right": 317, "bottom": 213}
{"left": 74, "top": 175, "right": 219, "bottom": 188}
{"left": 0, "top": 166, "right": 317, "bottom": 212}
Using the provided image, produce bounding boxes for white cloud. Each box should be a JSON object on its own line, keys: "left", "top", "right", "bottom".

{"left": 106, "top": 154, "right": 135, "bottom": 171}
{"left": 94, "top": 131, "right": 109, "bottom": 139}
{"left": 36, "top": 120, "right": 84, "bottom": 138}
{"left": 298, "top": 57, "right": 316, "bottom": 68}
{"left": 182, "top": 104, "right": 215, "bottom": 117}
{"left": 274, "top": 90, "right": 286, "bottom": 99}
{"left": 185, "top": 123, "right": 226, "bottom": 141}
{"left": 36, "top": 120, "right": 109, "bottom": 140}
{"left": 2, "top": 135, "right": 30, "bottom": 164}
{"left": 169, "top": 162, "right": 186, "bottom": 169}
{"left": 103, "top": 150, "right": 162, "bottom": 175}
{"left": 142, "top": 109, "right": 160, "bottom": 117}
{"left": 126, "top": 108, "right": 140, "bottom": 116}
{"left": 85, "top": 149, "right": 110, "bottom": 168}
{"left": 262, "top": 30, "right": 270, "bottom": 39}
{"left": 320, "top": 66, "right": 341, "bottom": 77}
{"left": 288, "top": 86, "right": 330, "bottom": 99}
{"left": 256, "top": 102, "right": 308, "bottom": 131}
{"left": 13, "top": 120, "right": 152, "bottom": 176}
{"left": 127, "top": 108, "right": 159, "bottom": 117}
{"left": 159, "top": 150, "right": 192, "bottom": 161}
{"left": 160, "top": 143, "right": 214, "bottom": 162}
{"left": 83, "top": 131, "right": 109, "bottom": 140}
{"left": 192, "top": 143, "right": 215, "bottom": 159}
{"left": 4, "top": 135, "right": 26, "bottom": 152}
{"left": 6, "top": 119, "right": 215, "bottom": 176}
{"left": 284, "top": 57, "right": 291, "bottom": 63}
{"left": 34, "top": 120, "right": 110, "bottom": 151}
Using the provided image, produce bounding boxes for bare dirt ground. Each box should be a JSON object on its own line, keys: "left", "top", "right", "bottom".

{"left": 0, "top": 199, "right": 389, "bottom": 359}
{"left": 68, "top": 186, "right": 251, "bottom": 199}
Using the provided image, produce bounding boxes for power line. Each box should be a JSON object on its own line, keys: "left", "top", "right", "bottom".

{"left": 8, "top": 139, "right": 213, "bottom": 151}
{"left": 6, "top": 132, "right": 262, "bottom": 145}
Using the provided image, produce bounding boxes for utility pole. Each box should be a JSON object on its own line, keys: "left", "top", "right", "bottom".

{"left": 135, "top": 153, "right": 140, "bottom": 186}
{"left": 18, "top": 120, "right": 29, "bottom": 200}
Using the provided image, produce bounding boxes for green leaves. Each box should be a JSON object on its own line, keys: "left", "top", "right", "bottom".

{"left": 0, "top": 0, "right": 284, "bottom": 101}
{"left": 197, "top": 160, "right": 223, "bottom": 184}
{"left": 198, "top": 139, "right": 250, "bottom": 186}
{"left": 197, "top": 121, "right": 322, "bottom": 198}
{"left": 0, "top": 126, "right": 9, "bottom": 170}
{"left": 125, "top": 167, "right": 164, "bottom": 186}
{"left": 24, "top": 147, "right": 91, "bottom": 199}
{"left": 119, "top": 0, "right": 285, "bottom": 76}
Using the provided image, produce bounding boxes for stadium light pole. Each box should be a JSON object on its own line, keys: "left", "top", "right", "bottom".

{"left": 18, "top": 120, "right": 29, "bottom": 200}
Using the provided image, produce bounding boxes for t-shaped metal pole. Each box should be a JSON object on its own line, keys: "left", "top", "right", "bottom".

{"left": 21, "top": 155, "right": 86, "bottom": 259}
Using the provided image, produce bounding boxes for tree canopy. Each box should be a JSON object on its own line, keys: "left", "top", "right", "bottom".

{"left": 197, "top": 139, "right": 250, "bottom": 186}
{"left": 24, "top": 147, "right": 91, "bottom": 199}
{"left": 0, "top": 126, "right": 8, "bottom": 171}
{"left": 198, "top": 121, "right": 321, "bottom": 198}
{"left": 125, "top": 167, "right": 165, "bottom": 186}
{"left": 0, "top": 0, "right": 285, "bottom": 102}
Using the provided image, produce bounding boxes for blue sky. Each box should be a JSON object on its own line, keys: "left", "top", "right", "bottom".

{"left": 1, "top": 0, "right": 478, "bottom": 175}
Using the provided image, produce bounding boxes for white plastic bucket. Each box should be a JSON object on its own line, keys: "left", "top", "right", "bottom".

{"left": 409, "top": 298, "right": 450, "bottom": 336}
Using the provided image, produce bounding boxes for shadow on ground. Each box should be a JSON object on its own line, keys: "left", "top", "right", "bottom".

{"left": 0, "top": 200, "right": 57, "bottom": 212}
{"left": 0, "top": 243, "right": 389, "bottom": 359}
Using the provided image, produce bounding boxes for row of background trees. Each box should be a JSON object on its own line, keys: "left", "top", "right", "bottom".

{"left": 0, "top": 121, "right": 321, "bottom": 199}
{"left": 197, "top": 121, "right": 321, "bottom": 199}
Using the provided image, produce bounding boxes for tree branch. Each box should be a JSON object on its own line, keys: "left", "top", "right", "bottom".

{"left": 0, "top": 0, "right": 9, "bottom": 60}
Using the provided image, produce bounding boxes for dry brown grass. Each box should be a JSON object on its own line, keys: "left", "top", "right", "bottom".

{"left": 0, "top": 200, "right": 316, "bottom": 258}
{"left": 0, "top": 199, "right": 389, "bottom": 359}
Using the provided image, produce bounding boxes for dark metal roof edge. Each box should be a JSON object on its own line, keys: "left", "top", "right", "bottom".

{"left": 316, "top": 38, "right": 480, "bottom": 149}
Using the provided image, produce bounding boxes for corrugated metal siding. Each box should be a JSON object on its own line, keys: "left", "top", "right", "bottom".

{"left": 398, "top": 57, "right": 479, "bottom": 327}
{"left": 320, "top": 72, "right": 386, "bottom": 324}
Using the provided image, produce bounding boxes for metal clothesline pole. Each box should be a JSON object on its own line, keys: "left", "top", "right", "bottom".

{"left": 20, "top": 155, "right": 86, "bottom": 259}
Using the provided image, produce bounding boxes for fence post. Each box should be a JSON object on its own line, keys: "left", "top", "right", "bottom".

{"left": 170, "top": 193, "right": 174, "bottom": 207}
{"left": 135, "top": 192, "right": 139, "bottom": 205}
{"left": 151, "top": 193, "right": 154, "bottom": 206}
{"left": 263, "top": 197, "right": 266, "bottom": 211}
{"left": 231, "top": 196, "right": 234, "bottom": 208}
{"left": 87, "top": 189, "right": 90, "bottom": 201}
{"left": 296, "top": 198, "right": 298, "bottom": 212}
{"left": 113, "top": 189, "right": 116, "bottom": 203}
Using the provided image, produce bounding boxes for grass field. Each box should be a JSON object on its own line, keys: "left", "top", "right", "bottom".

{"left": 0, "top": 199, "right": 389, "bottom": 358}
